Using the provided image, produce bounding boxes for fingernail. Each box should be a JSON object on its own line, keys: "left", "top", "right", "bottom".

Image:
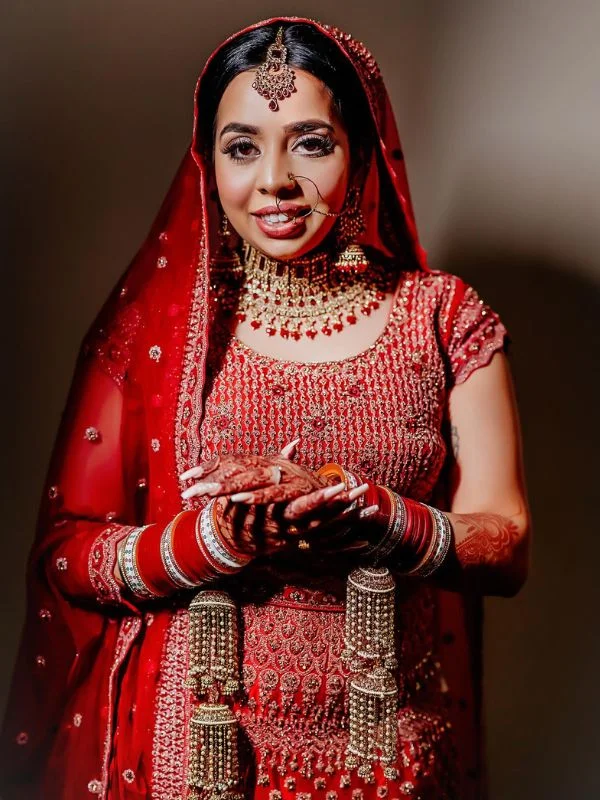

{"left": 231, "top": 492, "right": 254, "bottom": 502}
{"left": 280, "top": 437, "right": 301, "bottom": 458}
{"left": 322, "top": 482, "right": 346, "bottom": 500}
{"left": 359, "top": 504, "right": 379, "bottom": 519}
{"left": 179, "top": 468, "right": 197, "bottom": 481}
{"left": 181, "top": 481, "right": 220, "bottom": 498}
{"left": 348, "top": 483, "right": 369, "bottom": 502}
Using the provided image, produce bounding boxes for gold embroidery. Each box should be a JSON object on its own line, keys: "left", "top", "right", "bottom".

{"left": 152, "top": 609, "right": 190, "bottom": 800}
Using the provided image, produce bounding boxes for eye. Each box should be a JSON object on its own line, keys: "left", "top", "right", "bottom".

{"left": 293, "top": 134, "right": 336, "bottom": 158}
{"left": 221, "top": 137, "right": 259, "bottom": 163}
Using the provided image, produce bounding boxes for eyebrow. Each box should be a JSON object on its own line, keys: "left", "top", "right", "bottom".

{"left": 218, "top": 118, "right": 334, "bottom": 139}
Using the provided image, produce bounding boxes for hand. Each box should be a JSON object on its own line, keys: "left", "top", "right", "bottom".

{"left": 179, "top": 441, "right": 378, "bottom": 554}
{"left": 178, "top": 440, "right": 329, "bottom": 556}
{"left": 180, "top": 438, "right": 326, "bottom": 497}
{"left": 212, "top": 490, "right": 379, "bottom": 559}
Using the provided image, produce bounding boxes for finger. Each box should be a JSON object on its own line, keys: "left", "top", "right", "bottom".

{"left": 180, "top": 461, "right": 245, "bottom": 485}
{"left": 307, "top": 502, "right": 380, "bottom": 537}
{"left": 182, "top": 455, "right": 274, "bottom": 485}
{"left": 298, "top": 483, "right": 370, "bottom": 523}
{"left": 280, "top": 437, "right": 301, "bottom": 459}
{"left": 232, "top": 482, "right": 308, "bottom": 505}
{"left": 227, "top": 503, "right": 257, "bottom": 559}
{"left": 282, "top": 482, "right": 346, "bottom": 520}
{"left": 179, "top": 456, "right": 221, "bottom": 481}
{"left": 188, "top": 466, "right": 279, "bottom": 501}
{"left": 181, "top": 481, "right": 222, "bottom": 499}
{"left": 348, "top": 483, "right": 370, "bottom": 503}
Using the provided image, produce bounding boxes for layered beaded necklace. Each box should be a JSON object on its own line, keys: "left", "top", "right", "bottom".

{"left": 210, "top": 241, "right": 392, "bottom": 340}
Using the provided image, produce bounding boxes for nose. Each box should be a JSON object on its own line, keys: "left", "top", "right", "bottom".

{"left": 256, "top": 151, "right": 296, "bottom": 197}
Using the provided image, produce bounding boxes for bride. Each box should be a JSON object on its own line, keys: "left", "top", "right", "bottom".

{"left": 0, "top": 17, "right": 530, "bottom": 800}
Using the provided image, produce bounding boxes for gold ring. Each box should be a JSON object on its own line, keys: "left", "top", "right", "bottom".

{"left": 297, "top": 539, "right": 310, "bottom": 551}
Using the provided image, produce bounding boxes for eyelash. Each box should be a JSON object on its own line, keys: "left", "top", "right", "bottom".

{"left": 221, "top": 134, "right": 336, "bottom": 163}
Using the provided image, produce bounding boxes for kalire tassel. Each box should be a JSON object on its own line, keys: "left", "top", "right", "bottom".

{"left": 342, "top": 567, "right": 400, "bottom": 781}
{"left": 186, "top": 590, "right": 240, "bottom": 696}
{"left": 189, "top": 704, "right": 243, "bottom": 800}
{"left": 186, "top": 590, "right": 242, "bottom": 799}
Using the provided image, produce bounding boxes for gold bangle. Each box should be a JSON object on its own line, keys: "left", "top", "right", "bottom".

{"left": 316, "top": 462, "right": 347, "bottom": 487}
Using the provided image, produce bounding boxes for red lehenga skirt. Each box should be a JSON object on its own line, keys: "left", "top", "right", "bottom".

{"left": 143, "top": 568, "right": 460, "bottom": 800}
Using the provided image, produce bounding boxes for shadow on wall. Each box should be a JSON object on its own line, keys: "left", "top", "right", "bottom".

{"left": 439, "top": 243, "right": 600, "bottom": 800}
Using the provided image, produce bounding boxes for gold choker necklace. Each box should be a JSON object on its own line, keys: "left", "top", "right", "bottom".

{"left": 211, "top": 242, "right": 391, "bottom": 340}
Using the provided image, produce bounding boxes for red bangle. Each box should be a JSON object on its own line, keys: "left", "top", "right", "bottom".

{"left": 400, "top": 499, "right": 435, "bottom": 569}
{"left": 170, "top": 509, "right": 216, "bottom": 584}
{"left": 359, "top": 489, "right": 437, "bottom": 570}
{"left": 136, "top": 521, "right": 177, "bottom": 596}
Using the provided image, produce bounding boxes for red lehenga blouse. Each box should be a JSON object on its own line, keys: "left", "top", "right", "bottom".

{"left": 0, "top": 17, "right": 509, "bottom": 800}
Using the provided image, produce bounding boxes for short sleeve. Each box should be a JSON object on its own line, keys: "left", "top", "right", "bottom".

{"left": 443, "top": 278, "right": 510, "bottom": 386}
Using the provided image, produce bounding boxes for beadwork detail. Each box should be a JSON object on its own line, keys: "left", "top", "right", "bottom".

{"left": 84, "top": 426, "right": 102, "bottom": 443}
{"left": 122, "top": 768, "right": 135, "bottom": 783}
{"left": 149, "top": 345, "right": 162, "bottom": 362}
{"left": 84, "top": 302, "right": 142, "bottom": 387}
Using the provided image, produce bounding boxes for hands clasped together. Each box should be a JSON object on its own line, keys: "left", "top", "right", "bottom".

{"left": 178, "top": 439, "right": 378, "bottom": 561}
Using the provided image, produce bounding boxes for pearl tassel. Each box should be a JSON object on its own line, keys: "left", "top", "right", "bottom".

{"left": 186, "top": 590, "right": 242, "bottom": 798}
{"left": 343, "top": 567, "right": 400, "bottom": 780}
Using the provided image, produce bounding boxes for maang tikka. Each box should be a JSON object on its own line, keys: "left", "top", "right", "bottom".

{"left": 252, "top": 26, "right": 296, "bottom": 111}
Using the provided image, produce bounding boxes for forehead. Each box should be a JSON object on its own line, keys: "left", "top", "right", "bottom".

{"left": 215, "top": 69, "right": 338, "bottom": 132}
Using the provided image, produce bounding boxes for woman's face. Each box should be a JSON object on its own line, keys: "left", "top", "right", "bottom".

{"left": 214, "top": 68, "right": 351, "bottom": 261}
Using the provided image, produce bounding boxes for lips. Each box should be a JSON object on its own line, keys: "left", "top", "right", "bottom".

{"left": 252, "top": 203, "right": 311, "bottom": 219}
{"left": 251, "top": 203, "right": 311, "bottom": 239}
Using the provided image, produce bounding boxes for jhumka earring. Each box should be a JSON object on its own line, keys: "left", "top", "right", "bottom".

{"left": 214, "top": 213, "right": 240, "bottom": 272}
{"left": 220, "top": 213, "right": 231, "bottom": 247}
{"left": 334, "top": 186, "right": 370, "bottom": 273}
{"left": 252, "top": 26, "right": 296, "bottom": 111}
{"left": 186, "top": 590, "right": 243, "bottom": 800}
{"left": 342, "top": 567, "right": 400, "bottom": 781}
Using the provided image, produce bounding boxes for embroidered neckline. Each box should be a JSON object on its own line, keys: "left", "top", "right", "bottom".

{"left": 225, "top": 270, "right": 412, "bottom": 370}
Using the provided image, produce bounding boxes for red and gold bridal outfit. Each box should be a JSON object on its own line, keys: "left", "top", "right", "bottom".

{"left": 0, "top": 16, "right": 509, "bottom": 800}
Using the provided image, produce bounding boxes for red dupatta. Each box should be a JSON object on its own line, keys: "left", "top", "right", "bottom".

{"left": 0, "top": 17, "right": 484, "bottom": 799}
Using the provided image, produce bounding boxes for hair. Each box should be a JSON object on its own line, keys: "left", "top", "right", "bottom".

{"left": 197, "top": 22, "right": 375, "bottom": 170}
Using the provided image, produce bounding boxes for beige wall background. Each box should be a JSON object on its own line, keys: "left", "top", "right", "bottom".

{"left": 2, "top": 1, "right": 599, "bottom": 797}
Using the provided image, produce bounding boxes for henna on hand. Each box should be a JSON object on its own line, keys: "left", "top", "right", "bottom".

{"left": 180, "top": 454, "right": 278, "bottom": 499}
{"left": 180, "top": 446, "right": 376, "bottom": 557}
{"left": 213, "top": 496, "right": 295, "bottom": 559}
{"left": 180, "top": 442, "right": 315, "bottom": 502}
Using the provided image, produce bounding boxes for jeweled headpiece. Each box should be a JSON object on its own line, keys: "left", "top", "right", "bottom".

{"left": 252, "top": 26, "right": 296, "bottom": 111}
